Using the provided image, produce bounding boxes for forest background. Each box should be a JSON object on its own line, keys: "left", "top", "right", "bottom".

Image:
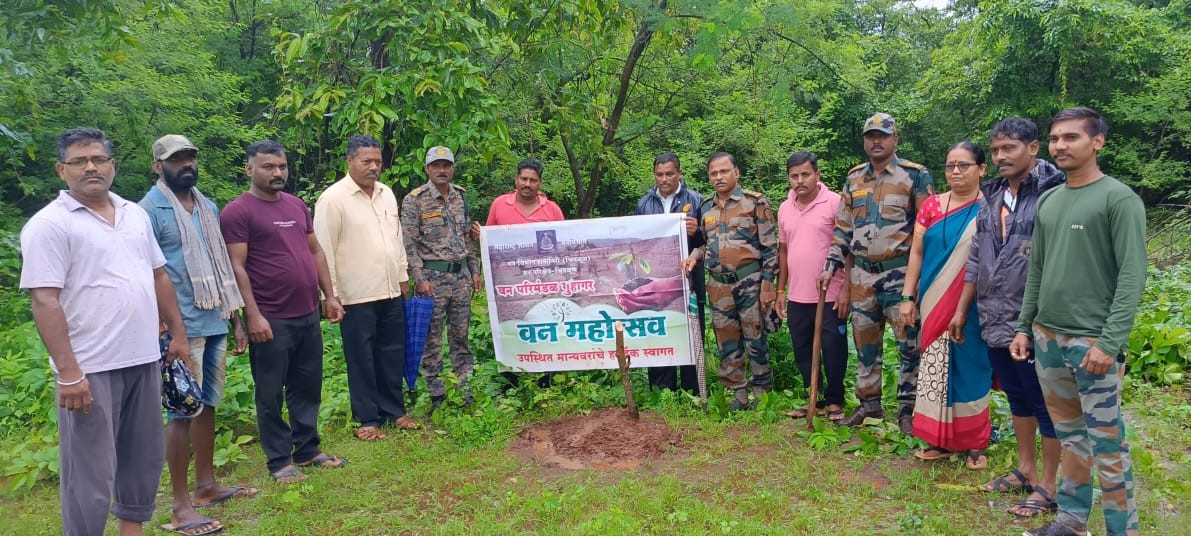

{"left": 1, "top": 1, "right": 1190, "bottom": 532}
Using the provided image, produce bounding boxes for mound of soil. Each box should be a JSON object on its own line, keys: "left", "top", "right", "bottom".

{"left": 510, "top": 408, "right": 681, "bottom": 470}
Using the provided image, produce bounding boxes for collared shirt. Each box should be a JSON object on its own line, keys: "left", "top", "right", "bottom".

{"left": 401, "top": 182, "right": 478, "bottom": 283}
{"left": 965, "top": 159, "right": 1064, "bottom": 347}
{"left": 778, "top": 183, "right": 844, "bottom": 303}
{"left": 658, "top": 184, "right": 682, "bottom": 214}
{"left": 20, "top": 191, "right": 166, "bottom": 374}
{"left": 485, "top": 191, "right": 565, "bottom": 225}
{"left": 828, "top": 155, "right": 934, "bottom": 266}
{"left": 313, "top": 175, "right": 408, "bottom": 305}
{"left": 139, "top": 185, "right": 229, "bottom": 337}
{"left": 696, "top": 185, "right": 778, "bottom": 282}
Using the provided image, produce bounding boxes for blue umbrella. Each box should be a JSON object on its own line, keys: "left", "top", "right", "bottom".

{"left": 404, "top": 295, "right": 436, "bottom": 392}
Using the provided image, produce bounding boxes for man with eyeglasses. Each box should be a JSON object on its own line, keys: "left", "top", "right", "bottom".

{"left": 139, "top": 134, "right": 255, "bottom": 534}
{"left": 819, "top": 113, "right": 934, "bottom": 433}
{"left": 21, "top": 128, "right": 192, "bottom": 535}
{"left": 314, "top": 134, "right": 418, "bottom": 441}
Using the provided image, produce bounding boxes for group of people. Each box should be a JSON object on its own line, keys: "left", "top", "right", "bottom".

{"left": 674, "top": 108, "right": 1143, "bottom": 536}
{"left": 22, "top": 104, "right": 1143, "bottom": 536}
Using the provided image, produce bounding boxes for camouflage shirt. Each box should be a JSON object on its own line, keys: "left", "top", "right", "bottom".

{"left": 696, "top": 185, "right": 778, "bottom": 282}
{"left": 827, "top": 156, "right": 934, "bottom": 267}
{"left": 401, "top": 182, "right": 478, "bottom": 283}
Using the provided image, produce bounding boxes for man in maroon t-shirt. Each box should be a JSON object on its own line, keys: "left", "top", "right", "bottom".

{"left": 221, "top": 140, "right": 345, "bottom": 484}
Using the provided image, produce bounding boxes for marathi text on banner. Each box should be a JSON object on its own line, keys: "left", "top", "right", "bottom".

{"left": 480, "top": 214, "right": 694, "bottom": 372}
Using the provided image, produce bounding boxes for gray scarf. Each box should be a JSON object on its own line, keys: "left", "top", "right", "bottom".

{"left": 155, "top": 180, "right": 244, "bottom": 319}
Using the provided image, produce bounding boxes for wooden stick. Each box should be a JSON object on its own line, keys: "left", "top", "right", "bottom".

{"left": 614, "top": 321, "right": 638, "bottom": 419}
{"left": 807, "top": 286, "right": 827, "bottom": 430}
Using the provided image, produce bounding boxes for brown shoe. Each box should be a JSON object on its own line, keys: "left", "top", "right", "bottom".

{"left": 899, "top": 414, "right": 914, "bottom": 435}
{"left": 840, "top": 407, "right": 883, "bottom": 427}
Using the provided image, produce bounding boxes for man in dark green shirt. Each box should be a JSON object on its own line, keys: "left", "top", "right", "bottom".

{"left": 1012, "top": 107, "right": 1144, "bottom": 536}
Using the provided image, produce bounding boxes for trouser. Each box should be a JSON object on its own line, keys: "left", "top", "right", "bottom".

{"left": 649, "top": 284, "right": 704, "bottom": 392}
{"left": 1032, "top": 324, "right": 1138, "bottom": 536}
{"left": 340, "top": 297, "right": 407, "bottom": 426}
{"left": 249, "top": 311, "right": 324, "bottom": 473}
{"left": 59, "top": 362, "right": 163, "bottom": 535}
{"left": 849, "top": 265, "right": 919, "bottom": 415}
{"left": 787, "top": 300, "right": 848, "bottom": 407}
{"left": 988, "top": 346, "right": 1055, "bottom": 438}
{"left": 707, "top": 271, "right": 772, "bottom": 393}
{"left": 421, "top": 270, "right": 475, "bottom": 398}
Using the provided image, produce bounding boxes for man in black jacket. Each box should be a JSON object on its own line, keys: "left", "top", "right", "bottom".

{"left": 634, "top": 152, "right": 705, "bottom": 392}
{"left": 950, "top": 117, "right": 1065, "bottom": 517}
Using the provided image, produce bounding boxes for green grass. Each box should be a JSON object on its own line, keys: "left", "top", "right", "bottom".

{"left": 3, "top": 376, "right": 1188, "bottom": 535}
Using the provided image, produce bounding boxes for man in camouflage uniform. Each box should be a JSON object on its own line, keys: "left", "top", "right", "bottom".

{"left": 683, "top": 152, "right": 778, "bottom": 410}
{"left": 819, "top": 113, "right": 934, "bottom": 433}
{"left": 401, "top": 146, "right": 481, "bottom": 411}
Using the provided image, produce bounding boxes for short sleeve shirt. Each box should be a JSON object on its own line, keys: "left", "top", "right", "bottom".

{"left": 139, "top": 185, "right": 229, "bottom": 337}
{"left": 485, "top": 192, "right": 565, "bottom": 225}
{"left": 778, "top": 183, "right": 845, "bottom": 303}
{"left": 20, "top": 191, "right": 166, "bottom": 374}
{"left": 220, "top": 192, "right": 319, "bottom": 319}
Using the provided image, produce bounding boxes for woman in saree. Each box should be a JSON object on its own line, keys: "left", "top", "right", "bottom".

{"left": 899, "top": 141, "right": 992, "bottom": 469}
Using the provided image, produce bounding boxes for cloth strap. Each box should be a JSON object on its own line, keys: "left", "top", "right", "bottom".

{"left": 155, "top": 180, "right": 245, "bottom": 319}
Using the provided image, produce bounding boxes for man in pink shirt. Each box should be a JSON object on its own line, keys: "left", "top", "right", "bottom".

{"left": 485, "top": 158, "right": 565, "bottom": 225}
{"left": 775, "top": 152, "right": 851, "bottom": 423}
{"left": 483, "top": 158, "right": 564, "bottom": 390}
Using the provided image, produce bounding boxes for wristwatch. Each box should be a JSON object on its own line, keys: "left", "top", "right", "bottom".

{"left": 900, "top": 295, "right": 915, "bottom": 303}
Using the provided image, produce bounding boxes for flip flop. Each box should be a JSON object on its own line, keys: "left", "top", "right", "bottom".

{"left": 354, "top": 426, "right": 386, "bottom": 441}
{"left": 1010, "top": 487, "right": 1059, "bottom": 518}
{"left": 193, "top": 486, "right": 258, "bottom": 508}
{"left": 914, "top": 446, "right": 954, "bottom": 461}
{"left": 271, "top": 465, "right": 306, "bottom": 484}
{"left": 393, "top": 415, "right": 421, "bottom": 430}
{"left": 983, "top": 468, "right": 1034, "bottom": 493}
{"left": 965, "top": 450, "right": 989, "bottom": 470}
{"left": 160, "top": 516, "right": 224, "bottom": 536}
{"left": 826, "top": 409, "right": 846, "bottom": 423}
{"left": 296, "top": 452, "right": 346, "bottom": 468}
{"left": 785, "top": 408, "right": 809, "bottom": 419}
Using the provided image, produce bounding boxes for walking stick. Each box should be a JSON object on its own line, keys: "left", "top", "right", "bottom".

{"left": 806, "top": 286, "right": 827, "bottom": 430}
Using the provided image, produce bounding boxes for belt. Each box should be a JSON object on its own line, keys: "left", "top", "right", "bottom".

{"left": 422, "top": 260, "right": 464, "bottom": 273}
{"left": 707, "top": 260, "right": 761, "bottom": 284}
{"left": 854, "top": 255, "right": 908, "bottom": 274}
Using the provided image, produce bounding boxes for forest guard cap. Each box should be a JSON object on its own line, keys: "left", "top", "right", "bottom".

{"left": 862, "top": 113, "right": 897, "bottom": 135}
{"left": 425, "top": 146, "right": 455, "bottom": 165}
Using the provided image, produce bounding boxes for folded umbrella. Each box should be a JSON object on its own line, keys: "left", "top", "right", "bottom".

{"left": 404, "top": 295, "right": 436, "bottom": 392}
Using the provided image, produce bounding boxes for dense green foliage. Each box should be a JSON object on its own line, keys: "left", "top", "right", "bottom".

{"left": 1, "top": 0, "right": 1189, "bottom": 491}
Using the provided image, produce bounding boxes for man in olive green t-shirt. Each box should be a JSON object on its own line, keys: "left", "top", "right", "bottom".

{"left": 1011, "top": 107, "right": 1145, "bottom": 536}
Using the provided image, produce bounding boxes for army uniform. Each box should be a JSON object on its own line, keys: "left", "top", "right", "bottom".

{"left": 694, "top": 185, "right": 778, "bottom": 403}
{"left": 401, "top": 181, "right": 478, "bottom": 402}
{"left": 826, "top": 156, "right": 933, "bottom": 420}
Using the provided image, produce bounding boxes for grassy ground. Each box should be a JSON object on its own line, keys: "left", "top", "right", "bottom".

{"left": 2, "top": 376, "right": 1188, "bottom": 536}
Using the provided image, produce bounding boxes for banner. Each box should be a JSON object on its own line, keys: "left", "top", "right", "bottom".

{"left": 480, "top": 214, "right": 694, "bottom": 372}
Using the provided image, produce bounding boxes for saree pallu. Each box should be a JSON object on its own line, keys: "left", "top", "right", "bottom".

{"left": 911, "top": 198, "right": 991, "bottom": 451}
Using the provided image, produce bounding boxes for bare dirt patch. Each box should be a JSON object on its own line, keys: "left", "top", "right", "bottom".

{"left": 509, "top": 408, "right": 682, "bottom": 470}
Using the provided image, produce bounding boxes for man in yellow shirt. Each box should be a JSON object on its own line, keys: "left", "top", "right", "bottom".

{"left": 314, "top": 134, "right": 419, "bottom": 441}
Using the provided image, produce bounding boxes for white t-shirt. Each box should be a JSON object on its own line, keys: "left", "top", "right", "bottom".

{"left": 20, "top": 191, "right": 166, "bottom": 374}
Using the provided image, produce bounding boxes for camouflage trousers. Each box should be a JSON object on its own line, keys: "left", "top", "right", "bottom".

{"left": 707, "top": 271, "right": 772, "bottom": 392}
{"left": 849, "top": 266, "right": 919, "bottom": 415}
{"left": 422, "top": 270, "right": 475, "bottom": 398}
{"left": 1032, "top": 324, "right": 1138, "bottom": 536}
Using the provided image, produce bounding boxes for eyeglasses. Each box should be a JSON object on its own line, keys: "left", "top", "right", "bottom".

{"left": 944, "top": 162, "right": 975, "bottom": 172}
{"left": 61, "top": 156, "right": 114, "bottom": 168}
